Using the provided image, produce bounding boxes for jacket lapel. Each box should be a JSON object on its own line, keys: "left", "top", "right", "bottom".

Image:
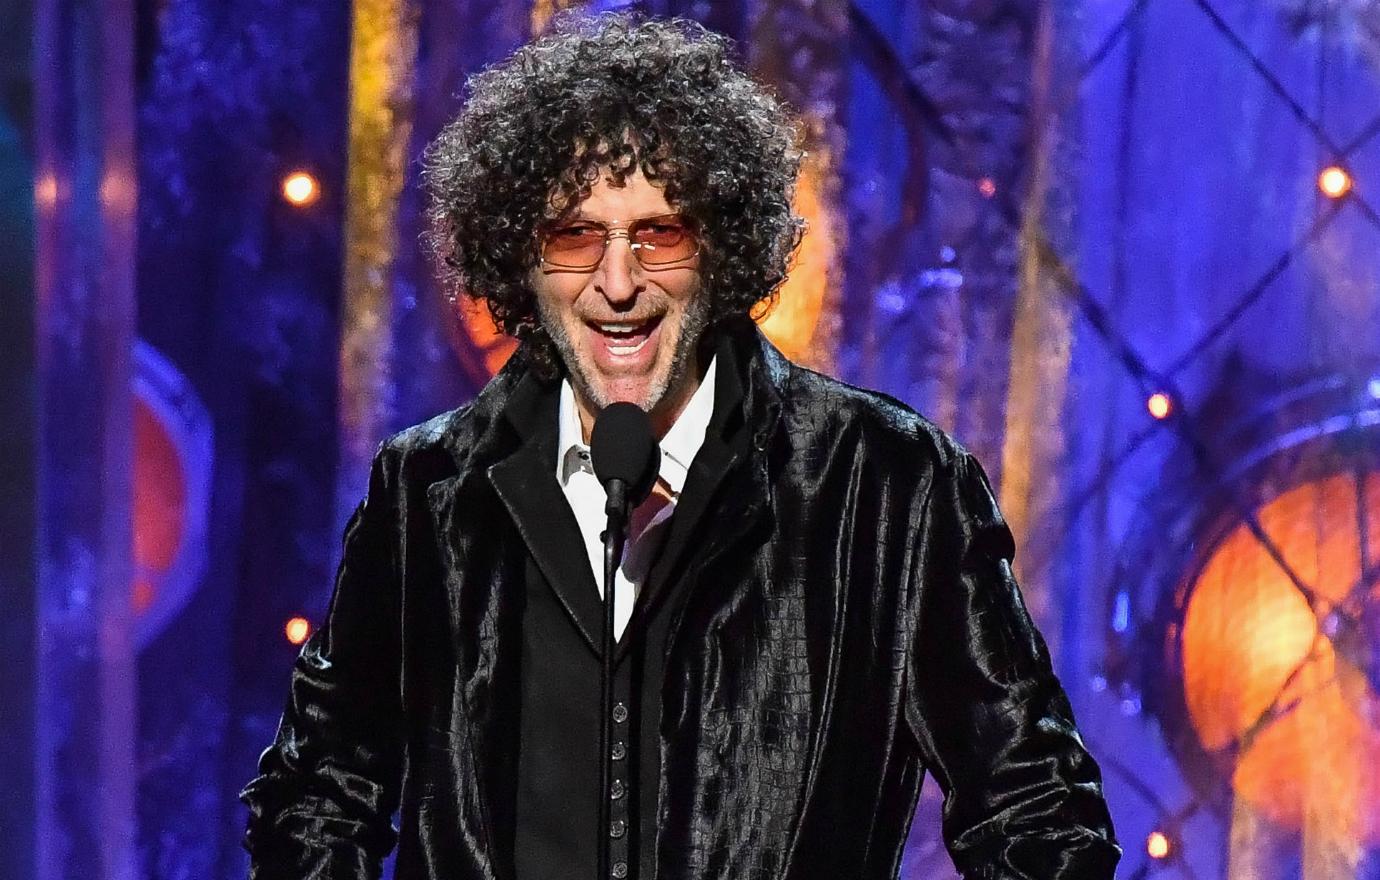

{"left": 670, "top": 322, "right": 784, "bottom": 575}
{"left": 426, "top": 360, "right": 604, "bottom": 663}
{"left": 628, "top": 324, "right": 785, "bottom": 657}
{"left": 488, "top": 437, "right": 604, "bottom": 653}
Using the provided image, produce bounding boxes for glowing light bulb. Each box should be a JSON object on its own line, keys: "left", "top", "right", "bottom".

{"left": 1318, "top": 166, "right": 1353, "bottom": 199}
{"left": 1147, "top": 392, "right": 1173, "bottom": 420}
{"left": 285, "top": 616, "right": 312, "bottom": 645}
{"left": 35, "top": 173, "right": 58, "bottom": 209}
{"left": 978, "top": 177, "right": 997, "bottom": 199}
{"left": 1146, "top": 830, "right": 1172, "bottom": 860}
{"left": 282, "top": 171, "right": 320, "bottom": 206}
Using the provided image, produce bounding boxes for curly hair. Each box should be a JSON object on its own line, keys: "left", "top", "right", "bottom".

{"left": 422, "top": 13, "right": 806, "bottom": 379}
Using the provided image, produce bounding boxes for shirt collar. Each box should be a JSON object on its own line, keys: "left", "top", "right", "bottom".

{"left": 556, "top": 356, "right": 718, "bottom": 496}
{"left": 657, "top": 356, "right": 716, "bottom": 495}
{"left": 556, "top": 381, "right": 588, "bottom": 484}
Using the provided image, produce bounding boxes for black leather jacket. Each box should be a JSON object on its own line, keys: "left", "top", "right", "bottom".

{"left": 241, "top": 323, "right": 1119, "bottom": 879}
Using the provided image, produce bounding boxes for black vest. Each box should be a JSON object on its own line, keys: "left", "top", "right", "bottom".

{"left": 501, "top": 342, "right": 749, "bottom": 880}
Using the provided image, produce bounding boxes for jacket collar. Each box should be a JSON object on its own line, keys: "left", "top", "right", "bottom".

{"left": 425, "top": 320, "right": 789, "bottom": 654}
{"left": 432, "top": 318, "right": 788, "bottom": 476}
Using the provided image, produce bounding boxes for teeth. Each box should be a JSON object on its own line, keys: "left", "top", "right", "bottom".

{"left": 607, "top": 336, "right": 652, "bottom": 356}
{"left": 590, "top": 317, "right": 657, "bottom": 357}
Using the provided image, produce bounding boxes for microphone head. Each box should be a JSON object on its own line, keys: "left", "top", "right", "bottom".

{"left": 590, "top": 401, "right": 661, "bottom": 506}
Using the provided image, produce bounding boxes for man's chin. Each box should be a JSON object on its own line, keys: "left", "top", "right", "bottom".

{"left": 580, "top": 376, "right": 665, "bottom": 413}
{"left": 561, "top": 329, "right": 697, "bottom": 420}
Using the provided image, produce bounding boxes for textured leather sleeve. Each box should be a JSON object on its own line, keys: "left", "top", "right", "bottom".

{"left": 904, "top": 450, "right": 1120, "bottom": 879}
{"left": 239, "top": 445, "right": 405, "bottom": 879}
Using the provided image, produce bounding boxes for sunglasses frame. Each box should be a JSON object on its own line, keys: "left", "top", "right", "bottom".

{"left": 538, "top": 212, "right": 702, "bottom": 271}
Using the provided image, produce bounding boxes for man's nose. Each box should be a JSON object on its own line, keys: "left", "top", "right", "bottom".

{"left": 594, "top": 233, "right": 643, "bottom": 306}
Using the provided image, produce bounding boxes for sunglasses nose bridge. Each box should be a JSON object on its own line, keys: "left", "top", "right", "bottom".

{"left": 603, "top": 228, "right": 648, "bottom": 268}
{"left": 593, "top": 229, "right": 644, "bottom": 305}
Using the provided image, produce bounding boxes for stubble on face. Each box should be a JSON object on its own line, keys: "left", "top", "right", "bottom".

{"left": 538, "top": 283, "right": 712, "bottom": 424}
{"left": 529, "top": 164, "right": 713, "bottom": 436}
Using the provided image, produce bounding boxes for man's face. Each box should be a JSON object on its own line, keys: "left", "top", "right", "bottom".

{"left": 532, "top": 167, "right": 709, "bottom": 436}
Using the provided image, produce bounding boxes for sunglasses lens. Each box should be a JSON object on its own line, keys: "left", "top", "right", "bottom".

{"left": 542, "top": 224, "right": 605, "bottom": 268}
{"left": 631, "top": 220, "right": 697, "bottom": 265}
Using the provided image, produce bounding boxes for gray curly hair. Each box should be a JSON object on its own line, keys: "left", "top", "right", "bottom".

{"left": 423, "top": 12, "right": 806, "bottom": 378}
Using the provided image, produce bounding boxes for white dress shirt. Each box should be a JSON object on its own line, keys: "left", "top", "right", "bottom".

{"left": 556, "top": 357, "right": 717, "bottom": 640}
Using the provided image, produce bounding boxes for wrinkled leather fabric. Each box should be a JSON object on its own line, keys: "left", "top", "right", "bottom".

{"left": 241, "top": 321, "right": 1120, "bottom": 880}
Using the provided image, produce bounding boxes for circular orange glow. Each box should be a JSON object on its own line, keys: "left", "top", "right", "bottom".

{"left": 1182, "top": 472, "right": 1380, "bottom": 845}
{"left": 1318, "top": 166, "right": 1353, "bottom": 199}
{"left": 282, "top": 171, "right": 320, "bottom": 206}
{"left": 284, "top": 616, "right": 312, "bottom": 646}
{"left": 1147, "top": 392, "right": 1173, "bottom": 420}
{"left": 978, "top": 177, "right": 997, "bottom": 199}
{"left": 134, "top": 401, "right": 187, "bottom": 574}
{"left": 1146, "top": 830, "right": 1172, "bottom": 860}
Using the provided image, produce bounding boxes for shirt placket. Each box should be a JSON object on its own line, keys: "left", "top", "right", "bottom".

{"left": 608, "top": 667, "right": 632, "bottom": 879}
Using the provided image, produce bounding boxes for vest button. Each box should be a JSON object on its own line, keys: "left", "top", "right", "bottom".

{"left": 612, "top": 861, "right": 628, "bottom": 878}
{"left": 611, "top": 741, "right": 626, "bottom": 760}
{"left": 612, "top": 702, "right": 628, "bottom": 723}
{"left": 610, "top": 819, "right": 627, "bottom": 838}
{"left": 610, "top": 778, "right": 625, "bottom": 799}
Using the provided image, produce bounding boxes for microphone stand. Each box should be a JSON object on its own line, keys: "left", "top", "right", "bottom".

{"left": 589, "top": 401, "right": 658, "bottom": 880}
{"left": 599, "top": 479, "right": 630, "bottom": 880}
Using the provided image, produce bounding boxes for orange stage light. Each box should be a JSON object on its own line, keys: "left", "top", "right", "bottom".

{"left": 1147, "top": 392, "right": 1173, "bottom": 420}
{"left": 1318, "top": 166, "right": 1353, "bottom": 199}
{"left": 282, "top": 171, "right": 320, "bottom": 207}
{"left": 285, "top": 616, "right": 312, "bottom": 646}
{"left": 1146, "top": 830, "right": 1172, "bottom": 860}
{"left": 1182, "top": 472, "right": 1380, "bottom": 845}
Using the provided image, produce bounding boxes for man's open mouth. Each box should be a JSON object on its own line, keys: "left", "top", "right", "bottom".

{"left": 588, "top": 315, "right": 663, "bottom": 357}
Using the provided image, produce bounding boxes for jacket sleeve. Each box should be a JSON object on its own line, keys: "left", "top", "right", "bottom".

{"left": 240, "top": 446, "right": 405, "bottom": 879}
{"left": 904, "top": 450, "right": 1120, "bottom": 879}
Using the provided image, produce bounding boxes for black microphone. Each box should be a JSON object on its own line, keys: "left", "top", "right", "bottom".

{"left": 588, "top": 402, "right": 660, "bottom": 880}
{"left": 591, "top": 401, "right": 661, "bottom": 523}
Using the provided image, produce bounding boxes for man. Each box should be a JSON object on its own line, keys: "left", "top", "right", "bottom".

{"left": 241, "top": 14, "right": 1119, "bottom": 880}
